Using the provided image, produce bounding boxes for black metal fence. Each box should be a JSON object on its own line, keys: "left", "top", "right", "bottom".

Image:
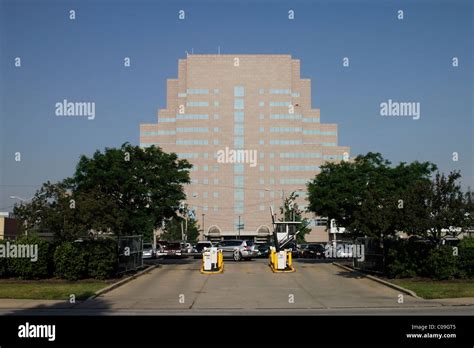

{"left": 117, "top": 235, "right": 143, "bottom": 274}
{"left": 352, "top": 237, "right": 384, "bottom": 274}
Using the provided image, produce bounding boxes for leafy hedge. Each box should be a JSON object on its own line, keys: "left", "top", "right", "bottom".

{"left": 7, "top": 235, "right": 53, "bottom": 279}
{"left": 386, "top": 238, "right": 474, "bottom": 280}
{"left": 0, "top": 237, "right": 118, "bottom": 280}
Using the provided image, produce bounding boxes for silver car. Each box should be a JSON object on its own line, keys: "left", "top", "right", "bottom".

{"left": 142, "top": 243, "right": 155, "bottom": 259}
{"left": 215, "top": 239, "right": 254, "bottom": 261}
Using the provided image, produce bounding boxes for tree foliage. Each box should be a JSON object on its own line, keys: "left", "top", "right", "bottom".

{"left": 279, "top": 191, "right": 311, "bottom": 243}
{"left": 13, "top": 143, "right": 192, "bottom": 242}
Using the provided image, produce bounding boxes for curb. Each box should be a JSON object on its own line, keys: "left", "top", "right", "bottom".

{"left": 332, "top": 262, "right": 421, "bottom": 299}
{"left": 85, "top": 265, "right": 158, "bottom": 301}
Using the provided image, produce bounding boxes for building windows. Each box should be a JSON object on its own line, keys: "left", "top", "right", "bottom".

{"left": 269, "top": 153, "right": 275, "bottom": 158}
{"left": 259, "top": 178, "right": 265, "bottom": 185}
{"left": 291, "top": 92, "right": 300, "bottom": 97}
{"left": 203, "top": 153, "right": 209, "bottom": 159}
{"left": 259, "top": 205, "right": 265, "bottom": 211}
{"left": 259, "top": 114, "right": 264, "bottom": 120}
{"left": 203, "top": 165, "right": 209, "bottom": 171}
{"left": 213, "top": 127, "right": 219, "bottom": 132}
{"left": 234, "top": 164, "right": 244, "bottom": 173}
{"left": 234, "top": 111, "right": 244, "bottom": 122}
{"left": 234, "top": 137, "right": 244, "bottom": 149}
{"left": 302, "top": 117, "right": 320, "bottom": 123}
{"left": 213, "top": 89, "right": 219, "bottom": 94}
{"left": 203, "top": 179, "right": 209, "bottom": 184}
{"left": 280, "top": 178, "right": 309, "bottom": 185}
{"left": 259, "top": 191, "right": 265, "bottom": 198}
{"left": 269, "top": 89, "right": 291, "bottom": 94}
{"left": 176, "top": 127, "right": 208, "bottom": 133}
{"left": 234, "top": 99, "right": 244, "bottom": 109}
{"left": 234, "top": 202, "right": 244, "bottom": 214}
{"left": 259, "top": 153, "right": 264, "bottom": 159}
{"left": 214, "top": 114, "right": 220, "bottom": 120}
{"left": 259, "top": 88, "right": 264, "bottom": 94}
{"left": 203, "top": 205, "right": 209, "bottom": 212}
{"left": 176, "top": 139, "right": 208, "bottom": 145}
{"left": 280, "top": 165, "right": 320, "bottom": 171}
{"left": 259, "top": 140, "right": 264, "bottom": 145}
{"left": 158, "top": 117, "right": 176, "bottom": 122}
{"left": 203, "top": 192, "right": 208, "bottom": 199}
{"left": 259, "top": 165, "right": 264, "bottom": 171}
{"left": 214, "top": 101, "right": 219, "bottom": 107}
{"left": 270, "top": 114, "right": 301, "bottom": 120}
{"left": 176, "top": 153, "right": 198, "bottom": 159}
{"left": 234, "top": 124, "right": 244, "bottom": 135}
{"left": 178, "top": 93, "right": 187, "bottom": 98}
{"left": 280, "top": 152, "right": 322, "bottom": 159}
{"left": 187, "top": 88, "right": 208, "bottom": 94}
{"left": 234, "top": 176, "right": 244, "bottom": 187}
{"left": 234, "top": 190, "right": 244, "bottom": 201}
{"left": 213, "top": 139, "right": 219, "bottom": 145}
{"left": 270, "top": 191, "right": 275, "bottom": 198}
{"left": 213, "top": 205, "right": 219, "bottom": 212}
{"left": 176, "top": 114, "right": 208, "bottom": 120}
{"left": 259, "top": 127, "right": 264, "bottom": 132}
{"left": 303, "top": 130, "right": 337, "bottom": 135}
{"left": 234, "top": 86, "right": 245, "bottom": 97}
{"left": 269, "top": 139, "right": 302, "bottom": 145}
{"left": 259, "top": 101, "right": 265, "bottom": 107}
{"left": 213, "top": 192, "right": 219, "bottom": 198}
{"left": 270, "top": 165, "right": 274, "bottom": 171}
{"left": 269, "top": 178, "right": 275, "bottom": 184}
{"left": 212, "top": 164, "right": 219, "bottom": 172}
{"left": 270, "top": 127, "right": 301, "bottom": 133}
{"left": 213, "top": 178, "right": 219, "bottom": 185}
{"left": 269, "top": 101, "right": 291, "bottom": 107}
{"left": 321, "top": 143, "right": 337, "bottom": 146}
{"left": 186, "top": 101, "right": 208, "bottom": 107}
{"left": 141, "top": 130, "right": 176, "bottom": 136}
{"left": 323, "top": 154, "right": 344, "bottom": 160}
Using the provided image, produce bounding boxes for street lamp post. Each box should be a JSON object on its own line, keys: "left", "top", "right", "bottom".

{"left": 202, "top": 213, "right": 205, "bottom": 239}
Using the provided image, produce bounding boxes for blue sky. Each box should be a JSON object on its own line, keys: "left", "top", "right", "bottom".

{"left": 0, "top": 0, "right": 472, "bottom": 211}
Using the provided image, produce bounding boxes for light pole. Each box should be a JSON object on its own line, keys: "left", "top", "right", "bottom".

{"left": 202, "top": 213, "right": 205, "bottom": 239}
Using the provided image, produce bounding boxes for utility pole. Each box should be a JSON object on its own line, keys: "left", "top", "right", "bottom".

{"left": 238, "top": 215, "right": 241, "bottom": 238}
{"left": 202, "top": 213, "right": 205, "bottom": 239}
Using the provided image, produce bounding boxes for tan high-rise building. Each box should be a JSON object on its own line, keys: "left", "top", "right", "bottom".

{"left": 140, "top": 54, "right": 350, "bottom": 242}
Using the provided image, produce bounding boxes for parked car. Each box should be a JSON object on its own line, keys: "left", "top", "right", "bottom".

{"left": 181, "top": 242, "right": 193, "bottom": 254}
{"left": 155, "top": 241, "right": 168, "bottom": 258}
{"left": 215, "top": 239, "right": 253, "bottom": 261}
{"left": 256, "top": 242, "right": 270, "bottom": 258}
{"left": 142, "top": 242, "right": 155, "bottom": 259}
{"left": 301, "top": 244, "right": 326, "bottom": 259}
{"left": 163, "top": 241, "right": 182, "bottom": 258}
{"left": 243, "top": 240, "right": 259, "bottom": 258}
{"left": 193, "top": 241, "right": 213, "bottom": 258}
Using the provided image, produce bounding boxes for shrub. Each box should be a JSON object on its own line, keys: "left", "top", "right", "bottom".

{"left": 457, "top": 238, "right": 474, "bottom": 278}
{"left": 53, "top": 242, "right": 88, "bottom": 280}
{"left": 386, "top": 240, "right": 417, "bottom": 278}
{"left": 84, "top": 239, "right": 118, "bottom": 279}
{"left": 425, "top": 245, "right": 458, "bottom": 280}
{"left": 0, "top": 240, "right": 9, "bottom": 277}
{"left": 8, "top": 235, "right": 53, "bottom": 279}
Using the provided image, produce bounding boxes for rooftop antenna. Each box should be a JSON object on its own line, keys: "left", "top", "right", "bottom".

{"left": 218, "top": 46, "right": 221, "bottom": 55}
{"left": 191, "top": 48, "right": 194, "bottom": 54}
{"left": 185, "top": 50, "right": 189, "bottom": 57}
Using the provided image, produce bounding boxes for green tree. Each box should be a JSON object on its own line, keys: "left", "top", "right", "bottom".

{"left": 13, "top": 143, "right": 191, "bottom": 242}
{"left": 160, "top": 216, "right": 200, "bottom": 243}
{"left": 402, "top": 171, "right": 472, "bottom": 244}
{"left": 279, "top": 191, "right": 311, "bottom": 243}
{"left": 307, "top": 152, "right": 436, "bottom": 239}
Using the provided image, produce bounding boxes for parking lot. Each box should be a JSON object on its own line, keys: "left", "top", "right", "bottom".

{"left": 77, "top": 257, "right": 452, "bottom": 314}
